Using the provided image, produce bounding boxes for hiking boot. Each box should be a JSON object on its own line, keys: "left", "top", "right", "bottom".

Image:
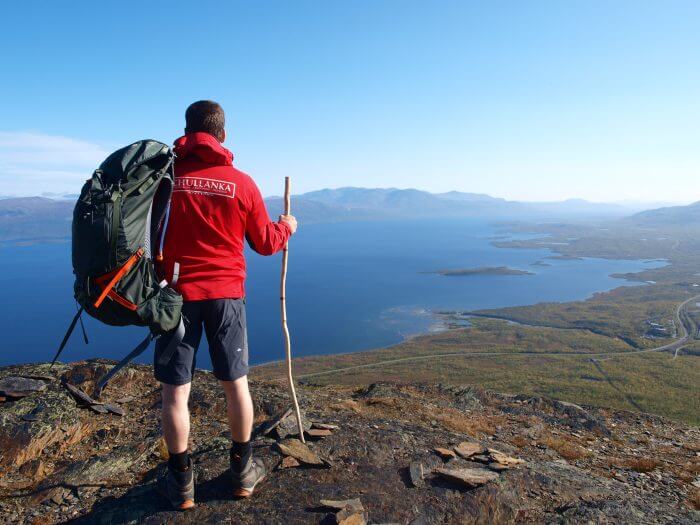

{"left": 158, "top": 460, "right": 195, "bottom": 510}
{"left": 231, "top": 456, "right": 266, "bottom": 498}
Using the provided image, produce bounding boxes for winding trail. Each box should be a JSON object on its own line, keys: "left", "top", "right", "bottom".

{"left": 296, "top": 294, "right": 700, "bottom": 380}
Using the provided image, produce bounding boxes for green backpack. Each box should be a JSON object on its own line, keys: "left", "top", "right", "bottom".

{"left": 53, "top": 140, "right": 184, "bottom": 396}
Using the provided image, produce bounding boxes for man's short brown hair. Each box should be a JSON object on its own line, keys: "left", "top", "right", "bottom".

{"left": 185, "top": 100, "right": 225, "bottom": 141}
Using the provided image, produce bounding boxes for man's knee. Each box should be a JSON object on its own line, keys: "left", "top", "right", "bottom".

{"left": 220, "top": 375, "right": 249, "bottom": 400}
{"left": 161, "top": 382, "right": 191, "bottom": 408}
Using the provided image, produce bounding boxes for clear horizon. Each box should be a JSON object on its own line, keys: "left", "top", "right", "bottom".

{"left": 13, "top": 185, "right": 693, "bottom": 208}
{"left": 1, "top": 1, "right": 698, "bottom": 203}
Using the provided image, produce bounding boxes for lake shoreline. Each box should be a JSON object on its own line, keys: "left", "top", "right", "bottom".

{"left": 0, "top": 219, "right": 665, "bottom": 368}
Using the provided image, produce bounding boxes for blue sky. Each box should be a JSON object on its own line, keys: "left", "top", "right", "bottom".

{"left": 0, "top": 1, "right": 698, "bottom": 202}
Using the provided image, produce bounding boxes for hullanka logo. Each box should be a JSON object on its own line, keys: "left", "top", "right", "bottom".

{"left": 173, "top": 177, "right": 236, "bottom": 199}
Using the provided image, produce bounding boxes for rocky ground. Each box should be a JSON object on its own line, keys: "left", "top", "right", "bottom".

{"left": 0, "top": 360, "right": 698, "bottom": 524}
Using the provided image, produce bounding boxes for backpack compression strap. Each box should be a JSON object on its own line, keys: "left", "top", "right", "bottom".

{"left": 93, "top": 331, "right": 154, "bottom": 398}
{"left": 50, "top": 305, "right": 86, "bottom": 369}
{"left": 76, "top": 300, "right": 89, "bottom": 344}
{"left": 51, "top": 250, "right": 144, "bottom": 369}
{"left": 93, "top": 248, "right": 144, "bottom": 309}
{"left": 93, "top": 316, "right": 185, "bottom": 398}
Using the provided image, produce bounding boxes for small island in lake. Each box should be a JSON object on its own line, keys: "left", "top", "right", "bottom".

{"left": 545, "top": 254, "right": 584, "bottom": 261}
{"left": 429, "top": 266, "right": 534, "bottom": 277}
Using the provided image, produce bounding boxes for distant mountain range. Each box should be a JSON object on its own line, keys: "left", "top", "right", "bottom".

{"left": 0, "top": 197, "right": 74, "bottom": 242}
{"left": 265, "top": 187, "right": 654, "bottom": 223}
{"left": 624, "top": 201, "right": 700, "bottom": 227}
{"left": 0, "top": 188, "right": 696, "bottom": 243}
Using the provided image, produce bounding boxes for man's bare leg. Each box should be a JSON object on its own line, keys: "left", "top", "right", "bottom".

{"left": 160, "top": 382, "right": 195, "bottom": 509}
{"left": 220, "top": 375, "right": 253, "bottom": 442}
{"left": 221, "top": 375, "right": 265, "bottom": 497}
{"left": 161, "top": 382, "right": 192, "bottom": 456}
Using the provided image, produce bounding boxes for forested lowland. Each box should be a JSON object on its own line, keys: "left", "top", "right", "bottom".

{"left": 256, "top": 202, "right": 700, "bottom": 425}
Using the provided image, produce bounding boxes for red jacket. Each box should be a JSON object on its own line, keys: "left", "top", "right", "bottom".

{"left": 161, "top": 132, "right": 291, "bottom": 301}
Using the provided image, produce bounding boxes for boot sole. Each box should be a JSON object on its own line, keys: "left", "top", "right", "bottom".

{"left": 233, "top": 474, "right": 266, "bottom": 498}
{"left": 157, "top": 479, "right": 195, "bottom": 511}
{"left": 177, "top": 499, "right": 196, "bottom": 510}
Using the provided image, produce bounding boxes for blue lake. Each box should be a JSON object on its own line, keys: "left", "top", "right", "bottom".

{"left": 0, "top": 219, "right": 663, "bottom": 368}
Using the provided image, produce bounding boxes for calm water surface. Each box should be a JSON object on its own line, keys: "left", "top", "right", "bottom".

{"left": 0, "top": 219, "right": 663, "bottom": 368}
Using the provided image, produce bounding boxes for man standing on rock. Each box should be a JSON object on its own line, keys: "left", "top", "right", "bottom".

{"left": 155, "top": 100, "right": 297, "bottom": 510}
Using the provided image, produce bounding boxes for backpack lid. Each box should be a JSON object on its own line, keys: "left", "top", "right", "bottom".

{"left": 99, "top": 140, "right": 172, "bottom": 185}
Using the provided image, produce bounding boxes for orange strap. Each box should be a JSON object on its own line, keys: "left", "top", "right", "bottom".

{"left": 93, "top": 248, "right": 144, "bottom": 309}
{"left": 105, "top": 290, "right": 139, "bottom": 311}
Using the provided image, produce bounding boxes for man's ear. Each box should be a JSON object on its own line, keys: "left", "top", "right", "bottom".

{"left": 221, "top": 129, "right": 226, "bottom": 143}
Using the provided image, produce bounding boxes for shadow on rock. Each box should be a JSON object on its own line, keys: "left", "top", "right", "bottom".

{"left": 66, "top": 469, "right": 167, "bottom": 525}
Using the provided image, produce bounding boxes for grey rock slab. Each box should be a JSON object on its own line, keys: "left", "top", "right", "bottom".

{"left": 470, "top": 454, "right": 492, "bottom": 464}
{"left": 103, "top": 403, "right": 125, "bottom": 416}
{"left": 274, "top": 438, "right": 327, "bottom": 467}
{"left": 409, "top": 461, "right": 425, "bottom": 487}
{"left": 273, "top": 409, "right": 312, "bottom": 439}
{"left": 454, "top": 441, "right": 485, "bottom": 459}
{"left": 18, "top": 374, "right": 56, "bottom": 382}
{"left": 0, "top": 377, "right": 47, "bottom": 398}
{"left": 434, "top": 447, "right": 456, "bottom": 459}
{"left": 312, "top": 422, "right": 340, "bottom": 430}
{"left": 336, "top": 509, "right": 366, "bottom": 525}
{"left": 434, "top": 467, "right": 499, "bottom": 488}
{"left": 258, "top": 407, "right": 292, "bottom": 436}
{"left": 306, "top": 428, "right": 332, "bottom": 438}
{"left": 63, "top": 382, "right": 121, "bottom": 415}
{"left": 278, "top": 456, "right": 300, "bottom": 469}
{"left": 487, "top": 448, "right": 525, "bottom": 467}
{"left": 63, "top": 382, "right": 97, "bottom": 406}
{"left": 320, "top": 498, "right": 364, "bottom": 513}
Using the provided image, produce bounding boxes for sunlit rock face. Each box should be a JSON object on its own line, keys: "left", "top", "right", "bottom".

{"left": 0, "top": 360, "right": 698, "bottom": 524}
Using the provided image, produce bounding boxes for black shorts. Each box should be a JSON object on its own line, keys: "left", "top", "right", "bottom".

{"left": 154, "top": 298, "right": 249, "bottom": 385}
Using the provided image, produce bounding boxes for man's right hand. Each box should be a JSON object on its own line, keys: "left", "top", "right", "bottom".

{"left": 279, "top": 214, "right": 298, "bottom": 234}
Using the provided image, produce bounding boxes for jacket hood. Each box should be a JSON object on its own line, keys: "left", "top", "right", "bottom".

{"left": 173, "top": 132, "right": 234, "bottom": 166}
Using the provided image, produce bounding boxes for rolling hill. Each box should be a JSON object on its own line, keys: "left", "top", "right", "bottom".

{"left": 0, "top": 188, "right": 687, "bottom": 243}
{"left": 625, "top": 201, "right": 700, "bottom": 227}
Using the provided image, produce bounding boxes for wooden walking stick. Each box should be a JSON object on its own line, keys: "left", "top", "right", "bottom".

{"left": 280, "top": 176, "right": 306, "bottom": 443}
